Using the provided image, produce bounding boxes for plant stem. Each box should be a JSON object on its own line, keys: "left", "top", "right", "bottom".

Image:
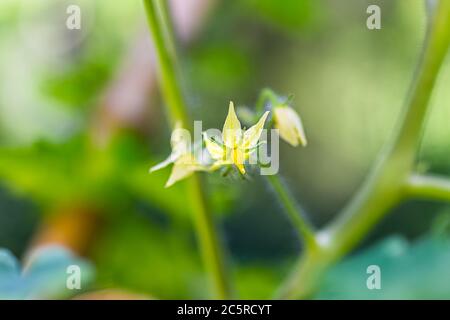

{"left": 266, "top": 175, "right": 317, "bottom": 250}
{"left": 277, "top": 0, "right": 450, "bottom": 299}
{"left": 188, "top": 174, "right": 232, "bottom": 299}
{"left": 405, "top": 174, "right": 450, "bottom": 202}
{"left": 259, "top": 88, "right": 316, "bottom": 248}
{"left": 256, "top": 88, "right": 281, "bottom": 116}
{"left": 143, "top": 0, "right": 231, "bottom": 299}
{"left": 143, "top": 0, "right": 188, "bottom": 127}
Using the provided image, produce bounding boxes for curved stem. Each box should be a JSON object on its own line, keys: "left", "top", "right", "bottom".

{"left": 256, "top": 88, "right": 279, "bottom": 114}
{"left": 143, "top": 0, "right": 231, "bottom": 299}
{"left": 256, "top": 88, "right": 292, "bottom": 117}
{"left": 277, "top": 1, "right": 450, "bottom": 299}
{"left": 405, "top": 174, "right": 450, "bottom": 203}
{"left": 266, "top": 175, "right": 317, "bottom": 250}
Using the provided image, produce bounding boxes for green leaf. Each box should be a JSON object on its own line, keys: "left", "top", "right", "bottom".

{"left": 317, "top": 235, "right": 450, "bottom": 299}
{"left": 0, "top": 246, "right": 94, "bottom": 299}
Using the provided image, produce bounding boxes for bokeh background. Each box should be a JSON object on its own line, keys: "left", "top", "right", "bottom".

{"left": 1, "top": 0, "right": 450, "bottom": 299}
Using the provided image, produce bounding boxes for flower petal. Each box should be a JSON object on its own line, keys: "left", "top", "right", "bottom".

{"left": 222, "top": 101, "right": 242, "bottom": 148}
{"left": 149, "top": 153, "right": 177, "bottom": 173}
{"left": 243, "top": 111, "right": 269, "bottom": 150}
{"left": 165, "top": 165, "right": 193, "bottom": 188}
{"left": 203, "top": 133, "right": 225, "bottom": 160}
{"left": 165, "top": 154, "right": 201, "bottom": 187}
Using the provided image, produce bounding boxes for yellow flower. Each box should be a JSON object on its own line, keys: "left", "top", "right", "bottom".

{"left": 273, "top": 105, "right": 307, "bottom": 147}
{"left": 150, "top": 122, "right": 206, "bottom": 187}
{"left": 204, "top": 101, "right": 269, "bottom": 175}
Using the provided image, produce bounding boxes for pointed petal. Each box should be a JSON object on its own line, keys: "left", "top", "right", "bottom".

{"left": 243, "top": 111, "right": 269, "bottom": 150}
{"left": 203, "top": 133, "right": 225, "bottom": 160}
{"left": 149, "top": 153, "right": 177, "bottom": 173}
{"left": 222, "top": 101, "right": 242, "bottom": 148}
{"left": 164, "top": 154, "right": 198, "bottom": 187}
{"left": 165, "top": 165, "right": 193, "bottom": 187}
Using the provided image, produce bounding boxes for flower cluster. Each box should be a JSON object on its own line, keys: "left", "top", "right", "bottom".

{"left": 150, "top": 95, "right": 306, "bottom": 187}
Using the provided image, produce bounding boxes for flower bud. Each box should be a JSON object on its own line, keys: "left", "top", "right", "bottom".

{"left": 273, "top": 105, "right": 307, "bottom": 147}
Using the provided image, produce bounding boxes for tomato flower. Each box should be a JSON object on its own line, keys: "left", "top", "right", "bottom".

{"left": 204, "top": 101, "right": 269, "bottom": 174}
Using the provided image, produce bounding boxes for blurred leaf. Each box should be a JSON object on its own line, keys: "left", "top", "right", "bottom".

{"left": 0, "top": 248, "right": 19, "bottom": 278}
{"left": 41, "top": 55, "right": 113, "bottom": 109}
{"left": 0, "top": 245, "right": 94, "bottom": 299}
{"left": 0, "top": 135, "right": 193, "bottom": 221}
{"left": 317, "top": 235, "right": 450, "bottom": 299}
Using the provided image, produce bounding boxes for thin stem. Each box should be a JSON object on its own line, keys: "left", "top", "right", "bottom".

{"left": 266, "top": 175, "right": 317, "bottom": 250}
{"left": 188, "top": 174, "right": 232, "bottom": 299}
{"left": 277, "top": 1, "right": 450, "bottom": 299}
{"left": 143, "top": 0, "right": 231, "bottom": 299}
{"left": 405, "top": 174, "right": 450, "bottom": 203}
{"left": 256, "top": 88, "right": 280, "bottom": 116}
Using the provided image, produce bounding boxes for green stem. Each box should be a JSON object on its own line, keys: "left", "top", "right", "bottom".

{"left": 266, "top": 175, "right": 317, "bottom": 250}
{"left": 188, "top": 175, "right": 232, "bottom": 299}
{"left": 256, "top": 88, "right": 281, "bottom": 116}
{"left": 143, "top": 0, "right": 231, "bottom": 299}
{"left": 143, "top": 0, "right": 188, "bottom": 127}
{"left": 277, "top": 1, "right": 450, "bottom": 299}
{"left": 405, "top": 174, "right": 450, "bottom": 202}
